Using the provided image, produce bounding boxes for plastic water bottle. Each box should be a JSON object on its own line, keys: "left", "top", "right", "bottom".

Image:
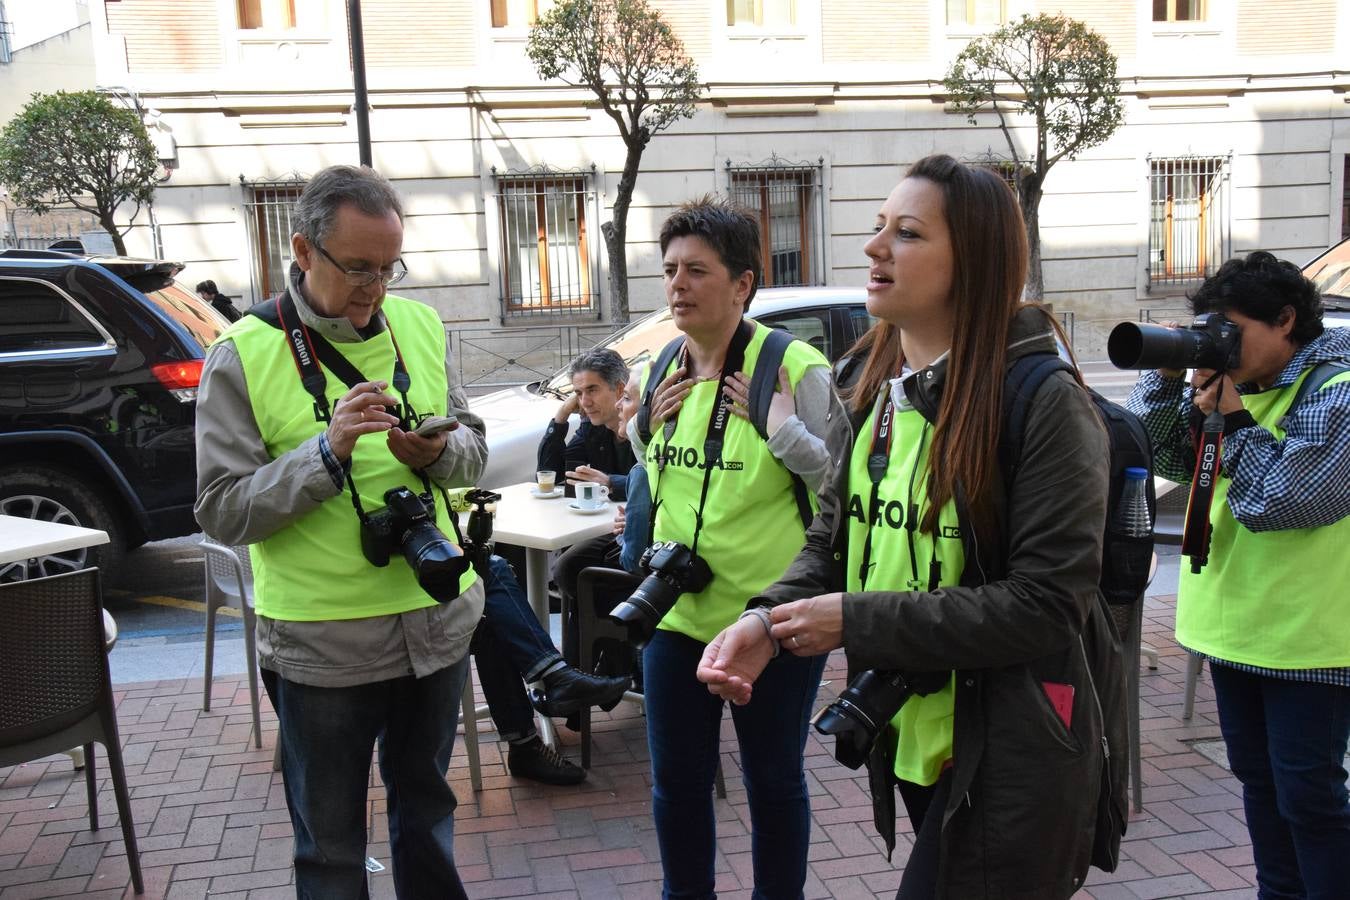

{"left": 1114, "top": 467, "right": 1152, "bottom": 537}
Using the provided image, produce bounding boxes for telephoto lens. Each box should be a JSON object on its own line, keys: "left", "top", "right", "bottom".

{"left": 385, "top": 487, "right": 471, "bottom": 602}
{"left": 813, "top": 669, "right": 949, "bottom": 770}
{"left": 1107, "top": 313, "right": 1241, "bottom": 372}
{"left": 609, "top": 541, "right": 712, "bottom": 648}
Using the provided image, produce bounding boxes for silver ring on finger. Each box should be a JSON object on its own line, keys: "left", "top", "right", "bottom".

{"left": 790, "top": 634, "right": 800, "bottom": 649}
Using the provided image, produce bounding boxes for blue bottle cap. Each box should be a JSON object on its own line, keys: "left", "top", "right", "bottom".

{"left": 1124, "top": 467, "right": 1148, "bottom": 480}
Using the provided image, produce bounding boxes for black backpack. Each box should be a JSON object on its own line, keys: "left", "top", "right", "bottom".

{"left": 1001, "top": 353, "right": 1153, "bottom": 873}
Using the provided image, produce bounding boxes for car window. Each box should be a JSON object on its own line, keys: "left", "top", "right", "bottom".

{"left": 0, "top": 278, "right": 111, "bottom": 355}
{"left": 1304, "top": 239, "right": 1350, "bottom": 302}
{"left": 143, "top": 282, "right": 228, "bottom": 348}
{"left": 758, "top": 309, "right": 831, "bottom": 359}
{"left": 544, "top": 308, "right": 681, "bottom": 394}
{"left": 847, "top": 306, "right": 878, "bottom": 343}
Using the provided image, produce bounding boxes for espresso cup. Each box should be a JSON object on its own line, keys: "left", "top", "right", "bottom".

{"left": 536, "top": 470, "right": 556, "bottom": 493}
{"left": 577, "top": 482, "right": 609, "bottom": 509}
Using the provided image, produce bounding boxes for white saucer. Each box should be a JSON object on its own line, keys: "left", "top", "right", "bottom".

{"left": 567, "top": 501, "right": 609, "bottom": 515}
{"left": 530, "top": 487, "right": 565, "bottom": 499}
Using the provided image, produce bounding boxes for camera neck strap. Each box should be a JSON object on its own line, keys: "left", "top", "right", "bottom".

{"left": 1182, "top": 372, "right": 1226, "bottom": 574}
{"left": 648, "top": 319, "right": 754, "bottom": 556}
{"left": 856, "top": 384, "right": 938, "bottom": 593}
{"left": 271, "top": 292, "right": 429, "bottom": 521}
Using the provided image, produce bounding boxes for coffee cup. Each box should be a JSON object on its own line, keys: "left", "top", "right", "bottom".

{"left": 536, "top": 470, "right": 556, "bottom": 493}
{"left": 576, "top": 482, "right": 609, "bottom": 509}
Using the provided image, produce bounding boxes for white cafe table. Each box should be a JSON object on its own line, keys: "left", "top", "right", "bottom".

{"left": 0, "top": 515, "right": 110, "bottom": 569}
{"left": 483, "top": 481, "right": 619, "bottom": 629}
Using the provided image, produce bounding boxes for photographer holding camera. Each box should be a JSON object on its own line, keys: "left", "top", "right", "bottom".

{"left": 623, "top": 197, "right": 844, "bottom": 899}
{"left": 699, "top": 157, "right": 1118, "bottom": 899}
{"left": 195, "top": 166, "right": 485, "bottom": 899}
{"left": 1125, "top": 251, "right": 1350, "bottom": 899}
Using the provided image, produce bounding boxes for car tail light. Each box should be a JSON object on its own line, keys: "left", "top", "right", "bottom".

{"left": 151, "top": 360, "right": 204, "bottom": 402}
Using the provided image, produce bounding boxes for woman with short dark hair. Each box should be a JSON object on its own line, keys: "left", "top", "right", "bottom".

{"left": 1128, "top": 250, "right": 1350, "bottom": 899}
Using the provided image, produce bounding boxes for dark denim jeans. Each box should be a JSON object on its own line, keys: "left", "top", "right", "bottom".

{"left": 1210, "top": 662, "right": 1350, "bottom": 900}
{"left": 644, "top": 629, "right": 826, "bottom": 900}
{"left": 472, "top": 555, "right": 561, "bottom": 741}
{"left": 262, "top": 657, "right": 470, "bottom": 900}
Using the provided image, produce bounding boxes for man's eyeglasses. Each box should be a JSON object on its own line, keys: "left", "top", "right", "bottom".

{"left": 312, "top": 241, "right": 407, "bottom": 288}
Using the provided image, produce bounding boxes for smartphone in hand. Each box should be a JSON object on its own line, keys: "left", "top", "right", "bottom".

{"left": 413, "top": 415, "right": 458, "bottom": 437}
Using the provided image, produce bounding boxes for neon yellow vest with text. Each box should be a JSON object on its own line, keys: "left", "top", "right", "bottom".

{"left": 1177, "top": 368, "right": 1350, "bottom": 668}
{"left": 846, "top": 398, "right": 964, "bottom": 787}
{"left": 227, "top": 295, "right": 477, "bottom": 621}
{"left": 643, "top": 321, "right": 828, "bottom": 643}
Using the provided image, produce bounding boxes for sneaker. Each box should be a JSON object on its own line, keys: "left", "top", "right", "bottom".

{"left": 507, "top": 736, "right": 586, "bottom": 786}
{"left": 530, "top": 667, "right": 629, "bottom": 718}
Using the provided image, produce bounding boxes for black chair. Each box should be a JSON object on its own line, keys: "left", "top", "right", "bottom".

{"left": 572, "top": 566, "right": 726, "bottom": 799}
{"left": 0, "top": 568, "right": 144, "bottom": 894}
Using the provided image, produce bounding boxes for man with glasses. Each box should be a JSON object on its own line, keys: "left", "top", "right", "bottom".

{"left": 195, "top": 165, "right": 484, "bottom": 899}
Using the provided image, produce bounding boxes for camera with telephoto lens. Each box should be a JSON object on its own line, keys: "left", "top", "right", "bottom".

{"left": 609, "top": 541, "right": 713, "bottom": 648}
{"left": 813, "top": 669, "right": 950, "bottom": 770}
{"left": 1107, "top": 313, "right": 1242, "bottom": 372}
{"left": 360, "top": 486, "right": 469, "bottom": 602}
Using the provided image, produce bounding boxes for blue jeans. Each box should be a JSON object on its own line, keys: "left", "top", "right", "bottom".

{"left": 262, "top": 657, "right": 470, "bottom": 900}
{"left": 1210, "top": 662, "right": 1350, "bottom": 900}
{"left": 473, "top": 555, "right": 561, "bottom": 741}
{"left": 644, "top": 629, "right": 826, "bottom": 900}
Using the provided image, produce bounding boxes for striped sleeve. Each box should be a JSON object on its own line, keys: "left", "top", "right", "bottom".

{"left": 1125, "top": 370, "right": 1195, "bottom": 484}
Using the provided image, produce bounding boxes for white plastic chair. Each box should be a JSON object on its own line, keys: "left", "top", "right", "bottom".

{"left": 201, "top": 541, "right": 261, "bottom": 749}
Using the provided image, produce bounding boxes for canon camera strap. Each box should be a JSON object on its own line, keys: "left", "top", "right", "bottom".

{"left": 856, "top": 385, "right": 939, "bottom": 593}
{"left": 1181, "top": 373, "right": 1225, "bottom": 574}
{"left": 647, "top": 320, "right": 754, "bottom": 556}
{"left": 264, "top": 292, "right": 431, "bottom": 521}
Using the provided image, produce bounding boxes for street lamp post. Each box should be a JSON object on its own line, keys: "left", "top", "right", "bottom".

{"left": 347, "top": 0, "right": 372, "bottom": 167}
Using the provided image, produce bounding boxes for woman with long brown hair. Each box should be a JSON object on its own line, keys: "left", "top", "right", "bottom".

{"left": 698, "top": 154, "right": 1119, "bottom": 898}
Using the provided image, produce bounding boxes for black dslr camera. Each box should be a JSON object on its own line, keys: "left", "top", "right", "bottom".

{"left": 813, "top": 669, "right": 950, "bottom": 770}
{"left": 360, "top": 486, "right": 470, "bottom": 602}
{"left": 1107, "top": 313, "right": 1242, "bottom": 372}
{"left": 609, "top": 541, "right": 713, "bottom": 648}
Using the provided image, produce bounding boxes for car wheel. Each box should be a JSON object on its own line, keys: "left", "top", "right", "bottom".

{"left": 0, "top": 465, "right": 126, "bottom": 585}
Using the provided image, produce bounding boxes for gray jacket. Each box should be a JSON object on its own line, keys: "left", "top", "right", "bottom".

{"left": 194, "top": 266, "right": 486, "bottom": 687}
{"left": 756, "top": 307, "right": 1116, "bottom": 899}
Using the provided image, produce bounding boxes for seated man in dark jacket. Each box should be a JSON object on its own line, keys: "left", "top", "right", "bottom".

{"left": 537, "top": 348, "right": 635, "bottom": 500}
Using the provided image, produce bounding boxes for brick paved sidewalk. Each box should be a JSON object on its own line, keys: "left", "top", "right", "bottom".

{"left": 1, "top": 593, "right": 1256, "bottom": 899}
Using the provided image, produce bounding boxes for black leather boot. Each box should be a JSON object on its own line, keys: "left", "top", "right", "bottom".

{"left": 507, "top": 736, "right": 585, "bottom": 785}
{"left": 529, "top": 667, "right": 629, "bottom": 718}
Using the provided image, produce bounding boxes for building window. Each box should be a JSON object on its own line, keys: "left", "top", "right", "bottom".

{"left": 494, "top": 167, "right": 596, "bottom": 317}
{"left": 237, "top": 0, "right": 326, "bottom": 29}
{"left": 1342, "top": 156, "right": 1350, "bottom": 241}
{"left": 1153, "top": 0, "right": 1204, "bottom": 22}
{"left": 492, "top": 0, "right": 551, "bottom": 27}
{"left": 242, "top": 178, "right": 305, "bottom": 304}
{"left": 727, "top": 157, "right": 824, "bottom": 289}
{"left": 727, "top": 0, "right": 795, "bottom": 27}
{"left": 1148, "top": 155, "right": 1230, "bottom": 290}
{"left": 947, "top": 0, "right": 1004, "bottom": 26}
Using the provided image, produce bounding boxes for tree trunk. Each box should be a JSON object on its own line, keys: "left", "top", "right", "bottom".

{"left": 600, "top": 139, "right": 646, "bottom": 324}
{"left": 99, "top": 211, "right": 128, "bottom": 256}
{"left": 1018, "top": 175, "right": 1045, "bottom": 302}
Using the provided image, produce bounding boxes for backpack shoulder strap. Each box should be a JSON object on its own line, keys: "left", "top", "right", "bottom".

{"left": 246, "top": 295, "right": 283, "bottom": 327}
{"left": 1001, "top": 353, "right": 1074, "bottom": 470}
{"left": 636, "top": 336, "right": 686, "bottom": 446}
{"left": 1279, "top": 358, "right": 1350, "bottom": 429}
{"left": 748, "top": 326, "right": 794, "bottom": 441}
{"left": 749, "top": 326, "right": 814, "bottom": 529}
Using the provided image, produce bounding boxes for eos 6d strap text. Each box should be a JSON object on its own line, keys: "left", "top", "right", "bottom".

{"left": 1182, "top": 374, "right": 1225, "bottom": 574}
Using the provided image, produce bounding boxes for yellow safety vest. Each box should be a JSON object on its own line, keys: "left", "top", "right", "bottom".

{"left": 642, "top": 321, "right": 827, "bottom": 643}
{"left": 846, "top": 396, "right": 964, "bottom": 786}
{"left": 1177, "top": 368, "right": 1350, "bottom": 668}
{"left": 227, "top": 295, "right": 478, "bottom": 620}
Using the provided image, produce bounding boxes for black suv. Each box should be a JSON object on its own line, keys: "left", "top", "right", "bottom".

{"left": 0, "top": 249, "right": 227, "bottom": 583}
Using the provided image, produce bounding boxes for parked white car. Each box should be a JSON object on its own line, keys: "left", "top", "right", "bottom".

{"left": 470, "top": 286, "right": 871, "bottom": 489}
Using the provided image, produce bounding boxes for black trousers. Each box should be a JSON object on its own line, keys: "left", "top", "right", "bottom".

{"left": 895, "top": 769, "right": 953, "bottom": 900}
{"left": 553, "top": 532, "right": 632, "bottom": 677}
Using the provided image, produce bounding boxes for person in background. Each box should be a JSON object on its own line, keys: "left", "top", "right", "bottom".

{"left": 1127, "top": 250, "right": 1350, "bottom": 900}
{"left": 699, "top": 156, "right": 1117, "bottom": 899}
{"left": 537, "top": 348, "right": 635, "bottom": 498}
{"left": 196, "top": 279, "right": 241, "bottom": 322}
